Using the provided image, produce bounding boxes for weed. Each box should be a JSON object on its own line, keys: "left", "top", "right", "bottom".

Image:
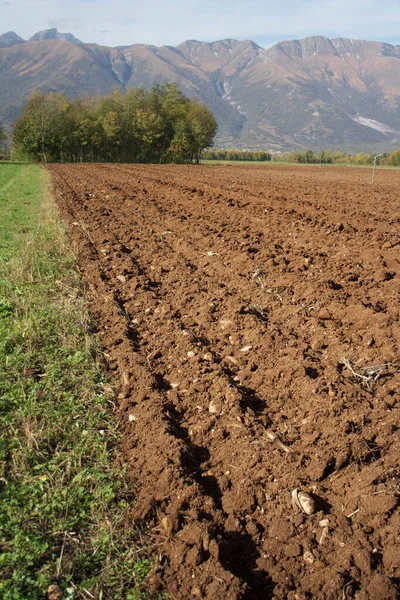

{"left": 339, "top": 357, "right": 396, "bottom": 392}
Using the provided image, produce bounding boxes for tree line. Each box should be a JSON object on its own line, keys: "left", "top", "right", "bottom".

{"left": 11, "top": 84, "right": 217, "bottom": 164}
{"left": 4, "top": 102, "right": 400, "bottom": 166}
{"left": 202, "top": 148, "right": 271, "bottom": 161}
{"left": 281, "top": 148, "right": 400, "bottom": 166}
{"left": 202, "top": 147, "right": 400, "bottom": 166}
{"left": 0, "top": 122, "right": 6, "bottom": 159}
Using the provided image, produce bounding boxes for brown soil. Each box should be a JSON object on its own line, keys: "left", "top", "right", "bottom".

{"left": 48, "top": 163, "right": 400, "bottom": 600}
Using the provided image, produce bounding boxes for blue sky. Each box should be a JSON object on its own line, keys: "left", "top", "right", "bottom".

{"left": 2, "top": 0, "right": 400, "bottom": 48}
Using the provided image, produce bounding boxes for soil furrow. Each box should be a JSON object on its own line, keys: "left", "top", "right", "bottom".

{"left": 49, "top": 164, "right": 399, "bottom": 600}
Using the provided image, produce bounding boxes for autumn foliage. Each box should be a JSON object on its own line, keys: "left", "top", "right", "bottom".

{"left": 12, "top": 84, "right": 217, "bottom": 163}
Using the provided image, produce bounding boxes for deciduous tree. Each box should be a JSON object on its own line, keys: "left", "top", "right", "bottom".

{"left": 0, "top": 121, "right": 6, "bottom": 149}
{"left": 12, "top": 84, "right": 218, "bottom": 164}
{"left": 12, "top": 92, "right": 70, "bottom": 162}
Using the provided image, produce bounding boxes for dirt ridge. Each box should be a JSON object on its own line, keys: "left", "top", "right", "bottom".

{"left": 49, "top": 164, "right": 400, "bottom": 600}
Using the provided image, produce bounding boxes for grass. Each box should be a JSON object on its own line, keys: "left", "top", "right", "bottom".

{"left": 0, "top": 164, "right": 161, "bottom": 599}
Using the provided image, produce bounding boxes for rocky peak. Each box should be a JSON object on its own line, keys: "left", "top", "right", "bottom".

{"left": 332, "top": 37, "right": 400, "bottom": 58}
{"left": 0, "top": 31, "right": 25, "bottom": 46}
{"left": 176, "top": 38, "right": 261, "bottom": 72}
{"left": 265, "top": 36, "right": 339, "bottom": 60}
{"left": 29, "top": 28, "right": 82, "bottom": 44}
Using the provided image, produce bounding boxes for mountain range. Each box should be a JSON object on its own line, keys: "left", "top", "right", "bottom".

{"left": 1, "top": 29, "right": 400, "bottom": 151}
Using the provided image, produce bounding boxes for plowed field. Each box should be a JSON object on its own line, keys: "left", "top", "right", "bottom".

{"left": 49, "top": 163, "right": 400, "bottom": 600}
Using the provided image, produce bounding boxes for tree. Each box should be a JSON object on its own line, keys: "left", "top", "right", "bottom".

{"left": 0, "top": 121, "right": 6, "bottom": 149}
{"left": 12, "top": 85, "right": 218, "bottom": 164}
{"left": 12, "top": 92, "right": 70, "bottom": 162}
{"left": 0, "top": 121, "right": 7, "bottom": 159}
{"left": 302, "top": 149, "right": 315, "bottom": 163}
{"left": 386, "top": 149, "right": 400, "bottom": 166}
{"left": 185, "top": 101, "right": 218, "bottom": 163}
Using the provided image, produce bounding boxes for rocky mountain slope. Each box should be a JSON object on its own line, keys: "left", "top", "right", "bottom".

{"left": 29, "top": 28, "right": 82, "bottom": 44}
{"left": 1, "top": 29, "right": 400, "bottom": 150}
{"left": 0, "top": 31, "right": 24, "bottom": 47}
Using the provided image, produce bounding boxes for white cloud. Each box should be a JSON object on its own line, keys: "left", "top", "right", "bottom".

{"left": 2, "top": 0, "right": 400, "bottom": 47}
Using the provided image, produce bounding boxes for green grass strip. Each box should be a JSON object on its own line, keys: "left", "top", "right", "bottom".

{"left": 0, "top": 164, "right": 158, "bottom": 599}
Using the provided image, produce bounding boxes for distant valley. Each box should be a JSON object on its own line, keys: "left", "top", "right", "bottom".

{"left": 1, "top": 29, "right": 400, "bottom": 150}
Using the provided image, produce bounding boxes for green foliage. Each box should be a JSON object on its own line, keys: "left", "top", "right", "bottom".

{"left": 386, "top": 148, "right": 400, "bottom": 166}
{"left": 12, "top": 84, "right": 217, "bottom": 164}
{"left": 204, "top": 147, "right": 400, "bottom": 168}
{"left": 286, "top": 149, "right": 391, "bottom": 166}
{"left": 0, "top": 121, "right": 9, "bottom": 159}
{"left": 202, "top": 148, "right": 271, "bottom": 161}
{"left": 279, "top": 150, "right": 400, "bottom": 169}
{"left": 0, "top": 122, "right": 5, "bottom": 148}
{"left": 11, "top": 92, "right": 72, "bottom": 163}
{"left": 0, "top": 165, "right": 159, "bottom": 598}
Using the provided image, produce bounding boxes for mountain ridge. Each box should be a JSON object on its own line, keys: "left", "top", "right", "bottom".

{"left": 1, "top": 30, "right": 400, "bottom": 150}
{"left": 29, "top": 28, "right": 82, "bottom": 44}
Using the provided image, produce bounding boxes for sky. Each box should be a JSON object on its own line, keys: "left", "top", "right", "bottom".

{"left": 2, "top": 0, "right": 400, "bottom": 48}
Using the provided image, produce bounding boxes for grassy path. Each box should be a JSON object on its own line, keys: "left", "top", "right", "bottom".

{"left": 0, "top": 165, "right": 154, "bottom": 599}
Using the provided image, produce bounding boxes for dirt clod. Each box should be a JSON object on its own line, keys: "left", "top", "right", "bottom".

{"left": 49, "top": 163, "right": 400, "bottom": 600}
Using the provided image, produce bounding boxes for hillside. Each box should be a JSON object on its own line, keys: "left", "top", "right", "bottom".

{"left": 1, "top": 29, "right": 400, "bottom": 150}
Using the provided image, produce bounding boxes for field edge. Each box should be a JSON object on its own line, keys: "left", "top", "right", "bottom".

{"left": 0, "top": 164, "right": 159, "bottom": 599}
